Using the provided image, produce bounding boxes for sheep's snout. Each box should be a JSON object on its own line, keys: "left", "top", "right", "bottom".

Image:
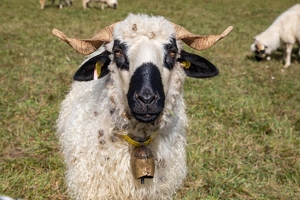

{"left": 251, "top": 43, "right": 269, "bottom": 62}
{"left": 135, "top": 90, "right": 159, "bottom": 105}
{"left": 254, "top": 51, "right": 269, "bottom": 61}
{"left": 127, "top": 63, "right": 165, "bottom": 123}
{"left": 255, "top": 54, "right": 263, "bottom": 61}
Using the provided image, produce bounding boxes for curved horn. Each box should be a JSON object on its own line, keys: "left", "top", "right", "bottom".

{"left": 52, "top": 22, "right": 118, "bottom": 55}
{"left": 255, "top": 41, "right": 265, "bottom": 51}
{"left": 171, "top": 22, "right": 233, "bottom": 50}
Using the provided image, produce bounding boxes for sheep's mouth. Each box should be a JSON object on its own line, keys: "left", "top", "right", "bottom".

{"left": 254, "top": 49, "right": 268, "bottom": 61}
{"left": 132, "top": 112, "right": 161, "bottom": 123}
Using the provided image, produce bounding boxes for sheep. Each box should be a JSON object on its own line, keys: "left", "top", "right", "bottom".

{"left": 52, "top": 13, "right": 232, "bottom": 199}
{"left": 0, "top": 196, "right": 20, "bottom": 200}
{"left": 39, "top": 0, "right": 72, "bottom": 9}
{"left": 82, "top": 0, "right": 118, "bottom": 10}
{"left": 250, "top": 4, "right": 300, "bottom": 68}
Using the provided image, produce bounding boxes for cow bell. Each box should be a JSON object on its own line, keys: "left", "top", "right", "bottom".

{"left": 130, "top": 146, "right": 155, "bottom": 184}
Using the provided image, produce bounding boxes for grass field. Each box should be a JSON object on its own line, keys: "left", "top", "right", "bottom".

{"left": 1, "top": 0, "right": 300, "bottom": 199}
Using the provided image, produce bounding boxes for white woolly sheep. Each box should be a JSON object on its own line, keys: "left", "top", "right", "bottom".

{"left": 39, "top": 0, "right": 72, "bottom": 9}
{"left": 82, "top": 0, "right": 118, "bottom": 10}
{"left": 0, "top": 196, "right": 19, "bottom": 200}
{"left": 251, "top": 4, "right": 300, "bottom": 68}
{"left": 52, "top": 13, "right": 232, "bottom": 199}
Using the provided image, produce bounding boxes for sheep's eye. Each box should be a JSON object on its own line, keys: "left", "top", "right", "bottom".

{"left": 114, "top": 48, "right": 122, "bottom": 57}
{"left": 168, "top": 47, "right": 177, "bottom": 58}
{"left": 169, "top": 52, "right": 176, "bottom": 58}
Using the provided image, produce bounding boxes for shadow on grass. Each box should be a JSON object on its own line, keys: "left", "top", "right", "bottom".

{"left": 246, "top": 47, "right": 300, "bottom": 65}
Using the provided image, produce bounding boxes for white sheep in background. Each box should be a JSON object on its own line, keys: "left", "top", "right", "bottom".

{"left": 82, "top": 0, "right": 118, "bottom": 10}
{"left": 0, "top": 196, "right": 19, "bottom": 200}
{"left": 39, "top": 0, "right": 72, "bottom": 9}
{"left": 52, "top": 13, "right": 232, "bottom": 199}
{"left": 251, "top": 4, "right": 300, "bottom": 68}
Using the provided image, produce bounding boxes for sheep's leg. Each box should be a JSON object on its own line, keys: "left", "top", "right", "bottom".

{"left": 284, "top": 43, "right": 293, "bottom": 68}
{"left": 39, "top": 0, "right": 45, "bottom": 9}
{"left": 59, "top": 0, "right": 63, "bottom": 9}
{"left": 83, "top": 0, "right": 92, "bottom": 9}
{"left": 83, "top": 0, "right": 88, "bottom": 9}
{"left": 64, "top": 0, "right": 71, "bottom": 6}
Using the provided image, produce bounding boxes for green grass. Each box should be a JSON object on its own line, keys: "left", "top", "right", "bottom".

{"left": 1, "top": 0, "right": 300, "bottom": 199}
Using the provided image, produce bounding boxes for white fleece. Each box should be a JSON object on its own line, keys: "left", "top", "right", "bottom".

{"left": 57, "top": 14, "right": 188, "bottom": 200}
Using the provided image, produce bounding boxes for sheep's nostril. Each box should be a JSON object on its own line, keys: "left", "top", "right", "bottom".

{"left": 135, "top": 92, "right": 158, "bottom": 105}
{"left": 140, "top": 95, "right": 155, "bottom": 104}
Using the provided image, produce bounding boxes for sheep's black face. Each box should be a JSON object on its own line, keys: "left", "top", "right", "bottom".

{"left": 127, "top": 63, "right": 165, "bottom": 123}
{"left": 252, "top": 43, "right": 270, "bottom": 61}
{"left": 254, "top": 48, "right": 266, "bottom": 61}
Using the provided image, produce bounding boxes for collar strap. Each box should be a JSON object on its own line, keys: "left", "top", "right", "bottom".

{"left": 121, "top": 132, "right": 156, "bottom": 147}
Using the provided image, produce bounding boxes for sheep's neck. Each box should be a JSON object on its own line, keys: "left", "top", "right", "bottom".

{"left": 121, "top": 132, "right": 156, "bottom": 147}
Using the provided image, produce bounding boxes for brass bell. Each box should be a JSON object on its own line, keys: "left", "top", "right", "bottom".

{"left": 130, "top": 146, "right": 155, "bottom": 184}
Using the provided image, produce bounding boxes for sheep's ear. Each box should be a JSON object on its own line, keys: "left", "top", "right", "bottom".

{"left": 177, "top": 50, "right": 219, "bottom": 78}
{"left": 73, "top": 51, "right": 111, "bottom": 81}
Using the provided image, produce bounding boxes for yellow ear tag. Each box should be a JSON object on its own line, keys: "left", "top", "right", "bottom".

{"left": 95, "top": 61, "right": 103, "bottom": 78}
{"left": 182, "top": 61, "right": 191, "bottom": 69}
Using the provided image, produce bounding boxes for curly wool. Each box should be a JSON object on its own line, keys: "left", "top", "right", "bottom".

{"left": 57, "top": 64, "right": 188, "bottom": 199}
{"left": 57, "top": 15, "right": 190, "bottom": 199}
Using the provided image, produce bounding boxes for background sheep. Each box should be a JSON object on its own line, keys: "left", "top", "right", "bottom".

{"left": 39, "top": 0, "right": 72, "bottom": 9}
{"left": 53, "top": 13, "right": 232, "bottom": 199}
{"left": 0, "top": 197, "right": 19, "bottom": 200}
{"left": 82, "top": 0, "right": 118, "bottom": 9}
{"left": 250, "top": 4, "right": 300, "bottom": 68}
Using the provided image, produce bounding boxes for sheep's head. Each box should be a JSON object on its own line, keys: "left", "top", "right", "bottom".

{"left": 250, "top": 40, "right": 271, "bottom": 61}
{"left": 53, "top": 14, "right": 232, "bottom": 123}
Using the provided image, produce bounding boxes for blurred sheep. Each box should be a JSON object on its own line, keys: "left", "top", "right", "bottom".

{"left": 251, "top": 4, "right": 300, "bottom": 68}
{"left": 39, "top": 0, "right": 72, "bottom": 9}
{"left": 82, "top": 0, "right": 118, "bottom": 9}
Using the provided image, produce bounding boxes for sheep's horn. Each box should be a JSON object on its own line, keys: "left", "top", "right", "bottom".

{"left": 52, "top": 23, "right": 118, "bottom": 55}
{"left": 171, "top": 23, "right": 233, "bottom": 50}
{"left": 255, "top": 41, "right": 265, "bottom": 51}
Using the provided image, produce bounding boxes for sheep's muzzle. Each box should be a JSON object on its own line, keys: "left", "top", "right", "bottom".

{"left": 127, "top": 63, "right": 165, "bottom": 123}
